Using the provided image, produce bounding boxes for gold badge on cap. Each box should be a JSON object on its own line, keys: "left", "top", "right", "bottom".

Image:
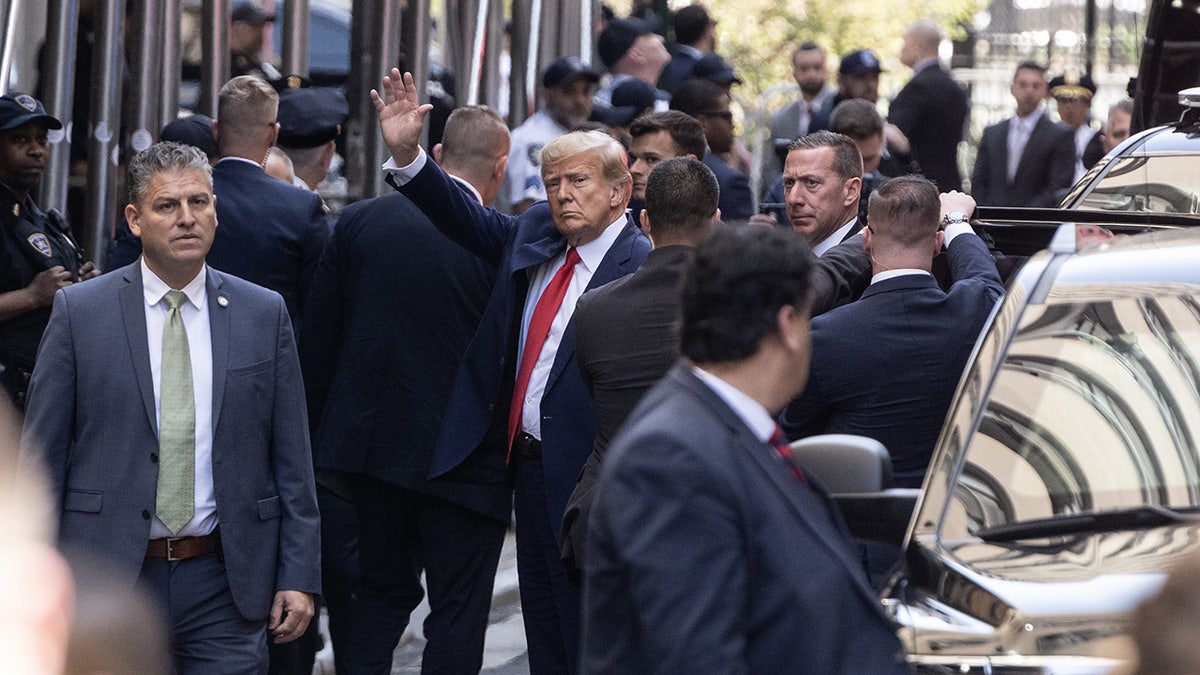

{"left": 288, "top": 75, "right": 302, "bottom": 89}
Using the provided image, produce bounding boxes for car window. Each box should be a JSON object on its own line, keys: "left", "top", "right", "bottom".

{"left": 943, "top": 284, "right": 1200, "bottom": 539}
{"left": 1076, "top": 155, "right": 1200, "bottom": 214}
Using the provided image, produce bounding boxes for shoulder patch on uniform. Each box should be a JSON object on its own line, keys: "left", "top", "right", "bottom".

{"left": 26, "top": 233, "right": 53, "bottom": 257}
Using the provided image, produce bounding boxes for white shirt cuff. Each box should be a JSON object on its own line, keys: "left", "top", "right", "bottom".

{"left": 381, "top": 147, "right": 428, "bottom": 186}
{"left": 943, "top": 222, "right": 975, "bottom": 246}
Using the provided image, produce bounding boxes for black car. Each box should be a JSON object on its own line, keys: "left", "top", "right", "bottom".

{"left": 798, "top": 225, "right": 1200, "bottom": 673}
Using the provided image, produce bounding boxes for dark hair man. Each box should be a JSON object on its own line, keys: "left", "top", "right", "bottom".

{"left": 971, "top": 62, "right": 1076, "bottom": 207}
{"left": 670, "top": 78, "right": 755, "bottom": 220}
{"left": 22, "top": 141, "right": 320, "bottom": 672}
{"left": 625, "top": 111, "right": 707, "bottom": 227}
{"left": 301, "top": 105, "right": 510, "bottom": 674}
{"left": 829, "top": 98, "right": 887, "bottom": 223}
{"left": 582, "top": 224, "right": 910, "bottom": 674}
{"left": 373, "top": 69, "right": 650, "bottom": 675}
{"left": 0, "top": 93, "right": 98, "bottom": 411}
{"left": 662, "top": 4, "right": 718, "bottom": 92}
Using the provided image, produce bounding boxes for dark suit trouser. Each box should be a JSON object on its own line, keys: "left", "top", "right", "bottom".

{"left": 515, "top": 455, "right": 580, "bottom": 675}
{"left": 139, "top": 551, "right": 268, "bottom": 675}
{"left": 341, "top": 475, "right": 506, "bottom": 675}
{"left": 316, "top": 483, "right": 361, "bottom": 673}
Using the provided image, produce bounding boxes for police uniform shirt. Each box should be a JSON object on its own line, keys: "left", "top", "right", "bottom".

{"left": 0, "top": 185, "right": 80, "bottom": 367}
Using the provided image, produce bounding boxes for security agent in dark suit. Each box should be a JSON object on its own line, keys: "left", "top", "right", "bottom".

{"left": 625, "top": 111, "right": 708, "bottom": 229}
{"left": 373, "top": 70, "right": 651, "bottom": 675}
{"left": 781, "top": 130, "right": 865, "bottom": 253}
{"left": 560, "top": 155, "right": 874, "bottom": 579}
{"left": 300, "top": 106, "right": 510, "bottom": 674}
{"left": 888, "top": 20, "right": 971, "bottom": 192}
{"left": 971, "top": 62, "right": 1076, "bottom": 207}
{"left": 781, "top": 179, "right": 1004, "bottom": 488}
{"left": 670, "top": 78, "right": 755, "bottom": 221}
{"left": 21, "top": 141, "right": 320, "bottom": 673}
{"left": 582, "top": 224, "right": 909, "bottom": 674}
{"left": 206, "top": 76, "right": 329, "bottom": 336}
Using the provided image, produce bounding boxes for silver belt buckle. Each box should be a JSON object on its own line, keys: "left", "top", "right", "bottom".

{"left": 165, "top": 537, "right": 183, "bottom": 561}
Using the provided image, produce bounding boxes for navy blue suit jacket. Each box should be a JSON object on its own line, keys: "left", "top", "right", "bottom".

{"left": 21, "top": 264, "right": 321, "bottom": 621}
{"left": 389, "top": 159, "right": 650, "bottom": 527}
{"left": 208, "top": 159, "right": 329, "bottom": 334}
{"left": 780, "top": 234, "right": 1004, "bottom": 487}
{"left": 583, "top": 364, "right": 910, "bottom": 673}
{"left": 299, "top": 191, "right": 502, "bottom": 514}
{"left": 703, "top": 151, "right": 754, "bottom": 221}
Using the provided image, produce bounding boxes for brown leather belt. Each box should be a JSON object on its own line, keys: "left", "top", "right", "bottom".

{"left": 513, "top": 432, "right": 543, "bottom": 460}
{"left": 145, "top": 529, "right": 221, "bottom": 561}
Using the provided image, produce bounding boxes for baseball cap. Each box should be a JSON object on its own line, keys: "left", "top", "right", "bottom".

{"left": 598, "top": 17, "right": 657, "bottom": 69}
{"left": 277, "top": 87, "right": 350, "bottom": 148}
{"left": 591, "top": 79, "right": 658, "bottom": 128}
{"left": 542, "top": 57, "right": 601, "bottom": 89}
{"left": 693, "top": 53, "right": 742, "bottom": 86}
{"left": 231, "top": 2, "right": 274, "bottom": 24}
{"left": 160, "top": 114, "right": 218, "bottom": 158}
{"left": 1049, "top": 74, "right": 1097, "bottom": 101}
{"left": 0, "top": 93, "right": 63, "bottom": 132}
{"left": 839, "top": 49, "right": 883, "bottom": 76}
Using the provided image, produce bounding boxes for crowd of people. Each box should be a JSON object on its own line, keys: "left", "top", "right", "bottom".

{"left": 0, "top": 1, "right": 1163, "bottom": 674}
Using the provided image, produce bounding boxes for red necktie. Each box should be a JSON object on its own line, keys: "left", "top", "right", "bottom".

{"left": 507, "top": 247, "right": 581, "bottom": 461}
{"left": 769, "top": 425, "right": 809, "bottom": 487}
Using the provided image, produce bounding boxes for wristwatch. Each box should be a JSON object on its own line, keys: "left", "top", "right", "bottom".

{"left": 941, "top": 210, "right": 968, "bottom": 227}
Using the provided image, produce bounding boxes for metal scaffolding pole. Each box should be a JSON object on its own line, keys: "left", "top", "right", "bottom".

{"left": 37, "top": 0, "right": 80, "bottom": 215}
{"left": 466, "top": 0, "right": 490, "bottom": 105}
{"left": 159, "top": 0, "right": 182, "bottom": 125}
{"left": 345, "top": 0, "right": 403, "bottom": 202}
{"left": 128, "top": 0, "right": 164, "bottom": 154}
{"left": 82, "top": 0, "right": 124, "bottom": 270}
{"left": 507, "top": 0, "right": 534, "bottom": 127}
{"left": 198, "top": 0, "right": 231, "bottom": 117}
{"left": 280, "top": 0, "right": 310, "bottom": 77}
{"left": 481, "top": 0, "right": 504, "bottom": 113}
{"left": 0, "top": 0, "right": 23, "bottom": 93}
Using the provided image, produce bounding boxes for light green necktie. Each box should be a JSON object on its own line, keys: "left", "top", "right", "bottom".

{"left": 157, "top": 290, "right": 195, "bottom": 534}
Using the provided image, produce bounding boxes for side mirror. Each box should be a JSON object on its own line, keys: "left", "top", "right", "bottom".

{"left": 790, "top": 434, "right": 919, "bottom": 545}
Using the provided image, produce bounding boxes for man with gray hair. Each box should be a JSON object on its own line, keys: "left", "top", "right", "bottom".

{"left": 206, "top": 75, "right": 328, "bottom": 336}
{"left": 21, "top": 141, "right": 320, "bottom": 673}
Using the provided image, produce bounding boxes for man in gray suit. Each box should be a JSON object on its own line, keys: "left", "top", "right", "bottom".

{"left": 21, "top": 141, "right": 321, "bottom": 674}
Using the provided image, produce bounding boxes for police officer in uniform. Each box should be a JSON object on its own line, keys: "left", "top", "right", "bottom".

{"left": 0, "top": 93, "right": 98, "bottom": 411}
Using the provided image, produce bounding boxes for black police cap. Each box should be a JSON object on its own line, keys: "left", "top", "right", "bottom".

{"left": 0, "top": 93, "right": 63, "bottom": 132}
{"left": 277, "top": 87, "right": 349, "bottom": 148}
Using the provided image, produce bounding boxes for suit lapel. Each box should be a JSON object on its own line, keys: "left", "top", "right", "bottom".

{"left": 207, "top": 270, "right": 230, "bottom": 434}
{"left": 674, "top": 365, "right": 883, "bottom": 608}
{"left": 118, "top": 263, "right": 158, "bottom": 433}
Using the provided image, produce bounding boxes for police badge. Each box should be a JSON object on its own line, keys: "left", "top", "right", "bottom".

{"left": 27, "top": 233, "right": 53, "bottom": 257}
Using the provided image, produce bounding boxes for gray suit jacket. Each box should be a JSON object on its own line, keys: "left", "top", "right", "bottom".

{"left": 21, "top": 263, "right": 321, "bottom": 621}
{"left": 582, "top": 364, "right": 909, "bottom": 673}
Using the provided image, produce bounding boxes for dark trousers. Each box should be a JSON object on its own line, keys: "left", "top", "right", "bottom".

{"left": 318, "top": 482, "right": 361, "bottom": 671}
{"left": 139, "top": 551, "right": 268, "bottom": 674}
{"left": 514, "top": 455, "right": 580, "bottom": 675}
{"left": 341, "top": 475, "right": 507, "bottom": 674}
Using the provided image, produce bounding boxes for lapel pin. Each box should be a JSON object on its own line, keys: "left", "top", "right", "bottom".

{"left": 217, "top": 296, "right": 229, "bottom": 307}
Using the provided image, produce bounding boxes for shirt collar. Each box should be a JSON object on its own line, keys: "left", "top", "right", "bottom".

{"left": 1015, "top": 107, "right": 1044, "bottom": 125}
{"left": 449, "top": 174, "right": 483, "bottom": 205}
{"left": 573, "top": 214, "right": 627, "bottom": 273}
{"left": 141, "top": 258, "right": 207, "bottom": 308}
{"left": 812, "top": 218, "right": 857, "bottom": 257}
{"left": 691, "top": 365, "right": 776, "bottom": 443}
{"left": 871, "top": 268, "right": 933, "bottom": 285}
{"left": 216, "top": 156, "right": 263, "bottom": 170}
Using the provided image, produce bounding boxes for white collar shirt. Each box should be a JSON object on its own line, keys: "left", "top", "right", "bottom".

{"left": 691, "top": 365, "right": 776, "bottom": 443}
{"left": 518, "top": 215, "right": 627, "bottom": 440}
{"left": 812, "top": 217, "right": 857, "bottom": 257}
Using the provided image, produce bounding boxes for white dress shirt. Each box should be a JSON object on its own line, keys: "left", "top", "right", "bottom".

{"left": 691, "top": 366, "right": 775, "bottom": 444}
{"left": 516, "top": 217, "right": 626, "bottom": 440}
{"left": 1006, "top": 108, "right": 1043, "bottom": 182}
{"left": 141, "top": 259, "right": 217, "bottom": 538}
{"left": 812, "top": 218, "right": 858, "bottom": 257}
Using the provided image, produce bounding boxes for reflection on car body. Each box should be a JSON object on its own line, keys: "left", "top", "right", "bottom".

{"left": 797, "top": 227, "right": 1200, "bottom": 673}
